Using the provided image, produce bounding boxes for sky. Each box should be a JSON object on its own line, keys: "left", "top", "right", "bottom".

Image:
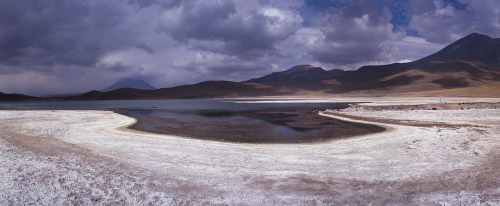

{"left": 0, "top": 0, "right": 499, "bottom": 96}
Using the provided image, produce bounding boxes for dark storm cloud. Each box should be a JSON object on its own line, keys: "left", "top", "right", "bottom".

{"left": 192, "top": 61, "right": 282, "bottom": 82}
{"left": 135, "top": 44, "right": 155, "bottom": 54}
{"left": 408, "top": 0, "right": 471, "bottom": 43}
{"left": 168, "top": 49, "right": 280, "bottom": 82}
{"left": 319, "top": 0, "right": 392, "bottom": 41}
{"left": 0, "top": 0, "right": 88, "bottom": 64}
{"left": 409, "top": 0, "right": 436, "bottom": 14}
{"left": 0, "top": 64, "right": 20, "bottom": 75}
{"left": 127, "top": 0, "right": 181, "bottom": 9}
{"left": 300, "top": 0, "right": 399, "bottom": 65}
{"left": 158, "top": 0, "right": 303, "bottom": 58}
{"left": 96, "top": 61, "right": 135, "bottom": 73}
{"left": 204, "top": 63, "right": 271, "bottom": 78}
{"left": 127, "top": 0, "right": 160, "bottom": 8}
{"left": 0, "top": 0, "right": 143, "bottom": 69}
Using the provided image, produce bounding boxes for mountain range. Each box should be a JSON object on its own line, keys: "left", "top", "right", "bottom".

{"left": 101, "top": 79, "right": 156, "bottom": 92}
{"left": 1, "top": 33, "right": 500, "bottom": 101}
{"left": 41, "top": 79, "right": 156, "bottom": 98}
{"left": 245, "top": 65, "right": 344, "bottom": 83}
{"left": 0, "top": 92, "right": 39, "bottom": 101}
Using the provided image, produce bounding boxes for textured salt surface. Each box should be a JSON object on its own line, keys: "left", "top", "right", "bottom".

{"left": 1, "top": 98, "right": 500, "bottom": 204}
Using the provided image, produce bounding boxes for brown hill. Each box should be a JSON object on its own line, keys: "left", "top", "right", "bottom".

{"left": 420, "top": 33, "right": 500, "bottom": 65}
{"left": 101, "top": 78, "right": 156, "bottom": 92}
{"left": 246, "top": 65, "right": 343, "bottom": 83}
{"left": 338, "top": 33, "right": 500, "bottom": 94}
{"left": 0, "top": 92, "right": 39, "bottom": 101}
{"left": 244, "top": 33, "right": 500, "bottom": 96}
{"left": 242, "top": 33, "right": 500, "bottom": 96}
{"left": 66, "top": 81, "right": 281, "bottom": 100}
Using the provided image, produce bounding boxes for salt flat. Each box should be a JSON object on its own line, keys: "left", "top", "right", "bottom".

{"left": 1, "top": 97, "right": 500, "bottom": 205}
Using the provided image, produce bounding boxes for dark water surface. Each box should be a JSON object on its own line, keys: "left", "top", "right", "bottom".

{"left": 0, "top": 99, "right": 385, "bottom": 143}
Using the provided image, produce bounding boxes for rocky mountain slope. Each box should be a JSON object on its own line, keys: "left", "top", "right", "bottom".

{"left": 101, "top": 79, "right": 156, "bottom": 92}
{"left": 0, "top": 92, "right": 39, "bottom": 101}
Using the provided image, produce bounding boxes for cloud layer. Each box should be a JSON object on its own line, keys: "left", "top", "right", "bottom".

{"left": 0, "top": 0, "right": 499, "bottom": 95}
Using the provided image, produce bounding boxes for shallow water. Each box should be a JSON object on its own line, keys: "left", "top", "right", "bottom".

{"left": 0, "top": 99, "right": 384, "bottom": 143}
{"left": 0, "top": 99, "right": 342, "bottom": 110}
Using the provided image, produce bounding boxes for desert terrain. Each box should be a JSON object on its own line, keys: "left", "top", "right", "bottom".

{"left": 1, "top": 97, "right": 500, "bottom": 205}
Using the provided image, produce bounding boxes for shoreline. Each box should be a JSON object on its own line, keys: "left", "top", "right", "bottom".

{"left": 1, "top": 98, "right": 500, "bottom": 204}
{"left": 115, "top": 104, "right": 386, "bottom": 144}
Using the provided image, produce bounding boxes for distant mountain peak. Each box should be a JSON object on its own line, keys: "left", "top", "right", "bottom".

{"left": 245, "top": 65, "right": 341, "bottom": 83}
{"left": 456, "top": 32, "right": 495, "bottom": 45}
{"left": 283, "top": 65, "right": 317, "bottom": 74}
{"left": 101, "top": 78, "right": 156, "bottom": 92}
{"left": 420, "top": 32, "right": 500, "bottom": 65}
{"left": 464, "top": 32, "right": 490, "bottom": 39}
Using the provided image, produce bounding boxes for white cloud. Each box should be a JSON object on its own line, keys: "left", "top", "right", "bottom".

{"left": 291, "top": 0, "right": 405, "bottom": 69}
{"left": 409, "top": 0, "right": 500, "bottom": 43}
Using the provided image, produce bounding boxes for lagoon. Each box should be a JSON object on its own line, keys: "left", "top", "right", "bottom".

{"left": 0, "top": 99, "right": 384, "bottom": 143}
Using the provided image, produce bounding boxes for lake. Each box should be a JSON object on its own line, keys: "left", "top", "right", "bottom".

{"left": 0, "top": 99, "right": 385, "bottom": 143}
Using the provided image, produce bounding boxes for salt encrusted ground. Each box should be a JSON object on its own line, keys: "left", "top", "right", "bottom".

{"left": 1, "top": 97, "right": 500, "bottom": 205}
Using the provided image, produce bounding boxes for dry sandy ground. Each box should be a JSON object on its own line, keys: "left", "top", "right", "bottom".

{"left": 1, "top": 97, "right": 500, "bottom": 205}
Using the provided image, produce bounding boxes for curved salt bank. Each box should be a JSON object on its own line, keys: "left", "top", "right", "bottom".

{"left": 1, "top": 108, "right": 500, "bottom": 204}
